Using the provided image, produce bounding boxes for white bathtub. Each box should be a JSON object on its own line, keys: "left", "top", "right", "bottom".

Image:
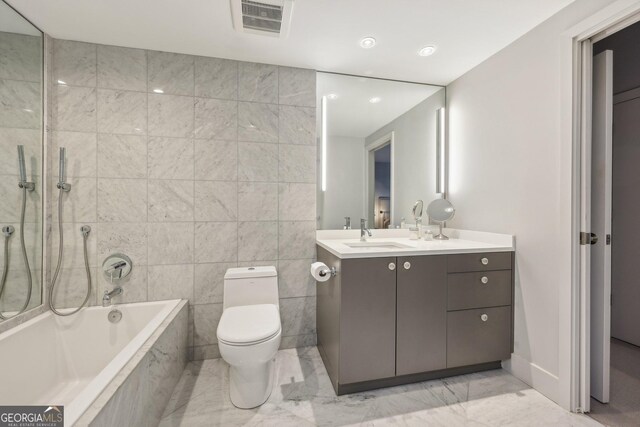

{"left": 0, "top": 299, "right": 187, "bottom": 426}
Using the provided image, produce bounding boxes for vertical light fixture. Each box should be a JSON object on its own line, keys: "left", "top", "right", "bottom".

{"left": 321, "top": 95, "right": 328, "bottom": 192}
{"left": 436, "top": 107, "right": 446, "bottom": 195}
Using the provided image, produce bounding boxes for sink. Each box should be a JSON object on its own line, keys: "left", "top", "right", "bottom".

{"left": 344, "top": 241, "right": 412, "bottom": 249}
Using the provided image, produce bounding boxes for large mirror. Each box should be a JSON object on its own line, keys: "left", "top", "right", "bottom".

{"left": 317, "top": 72, "right": 445, "bottom": 230}
{"left": 0, "top": 1, "right": 43, "bottom": 320}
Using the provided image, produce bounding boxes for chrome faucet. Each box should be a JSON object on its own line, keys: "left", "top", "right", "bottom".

{"left": 344, "top": 216, "right": 351, "bottom": 230}
{"left": 102, "top": 287, "right": 123, "bottom": 307}
{"left": 360, "top": 219, "right": 372, "bottom": 242}
{"left": 105, "top": 260, "right": 127, "bottom": 281}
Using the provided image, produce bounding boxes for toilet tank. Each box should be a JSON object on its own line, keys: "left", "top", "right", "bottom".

{"left": 223, "top": 266, "right": 279, "bottom": 309}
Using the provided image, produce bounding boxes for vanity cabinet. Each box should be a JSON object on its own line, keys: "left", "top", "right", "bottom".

{"left": 316, "top": 246, "right": 514, "bottom": 395}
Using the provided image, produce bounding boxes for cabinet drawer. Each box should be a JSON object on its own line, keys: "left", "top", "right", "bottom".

{"left": 447, "top": 270, "right": 512, "bottom": 311}
{"left": 446, "top": 306, "right": 511, "bottom": 368}
{"left": 447, "top": 252, "right": 512, "bottom": 273}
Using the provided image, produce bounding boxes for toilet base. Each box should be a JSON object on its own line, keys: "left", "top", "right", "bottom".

{"left": 229, "top": 358, "right": 276, "bottom": 409}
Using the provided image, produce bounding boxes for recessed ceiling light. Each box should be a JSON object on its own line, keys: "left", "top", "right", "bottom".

{"left": 418, "top": 45, "right": 437, "bottom": 56}
{"left": 369, "top": 97, "right": 381, "bottom": 104}
{"left": 57, "top": 80, "right": 66, "bottom": 85}
{"left": 153, "top": 88, "right": 164, "bottom": 94}
{"left": 22, "top": 108, "right": 34, "bottom": 113}
{"left": 326, "top": 93, "right": 338, "bottom": 100}
{"left": 359, "top": 37, "right": 376, "bottom": 49}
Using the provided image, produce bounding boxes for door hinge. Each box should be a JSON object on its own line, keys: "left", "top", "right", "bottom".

{"left": 606, "top": 234, "right": 611, "bottom": 245}
{"left": 580, "top": 232, "right": 598, "bottom": 245}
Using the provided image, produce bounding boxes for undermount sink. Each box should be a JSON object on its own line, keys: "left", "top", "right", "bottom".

{"left": 344, "top": 241, "right": 412, "bottom": 249}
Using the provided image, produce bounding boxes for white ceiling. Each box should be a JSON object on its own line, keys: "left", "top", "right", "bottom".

{"left": 0, "top": 2, "right": 41, "bottom": 36}
{"left": 318, "top": 73, "right": 442, "bottom": 138}
{"left": 7, "top": 0, "right": 574, "bottom": 85}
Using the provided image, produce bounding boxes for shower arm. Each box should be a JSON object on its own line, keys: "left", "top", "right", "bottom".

{"left": 17, "top": 145, "right": 35, "bottom": 191}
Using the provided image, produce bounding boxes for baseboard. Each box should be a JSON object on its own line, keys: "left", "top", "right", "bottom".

{"left": 503, "top": 353, "right": 560, "bottom": 403}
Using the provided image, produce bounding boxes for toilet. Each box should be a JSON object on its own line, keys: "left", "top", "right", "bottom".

{"left": 216, "top": 266, "right": 282, "bottom": 409}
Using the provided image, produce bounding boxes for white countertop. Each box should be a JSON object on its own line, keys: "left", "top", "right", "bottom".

{"left": 316, "top": 228, "right": 515, "bottom": 259}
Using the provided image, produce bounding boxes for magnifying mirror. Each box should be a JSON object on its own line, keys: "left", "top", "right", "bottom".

{"left": 412, "top": 200, "right": 424, "bottom": 221}
{"left": 427, "top": 198, "right": 455, "bottom": 240}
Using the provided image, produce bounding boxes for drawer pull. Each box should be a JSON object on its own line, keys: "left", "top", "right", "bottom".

{"left": 481, "top": 257, "right": 489, "bottom": 265}
{"left": 388, "top": 262, "right": 396, "bottom": 271}
{"left": 481, "top": 276, "right": 489, "bottom": 284}
{"left": 480, "top": 314, "right": 489, "bottom": 322}
{"left": 403, "top": 261, "right": 411, "bottom": 270}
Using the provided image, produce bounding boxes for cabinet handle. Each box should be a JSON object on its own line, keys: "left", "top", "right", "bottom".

{"left": 481, "top": 257, "right": 489, "bottom": 265}
{"left": 403, "top": 261, "right": 411, "bottom": 270}
{"left": 480, "top": 314, "right": 489, "bottom": 322}
{"left": 481, "top": 276, "right": 489, "bottom": 284}
{"left": 388, "top": 262, "right": 396, "bottom": 271}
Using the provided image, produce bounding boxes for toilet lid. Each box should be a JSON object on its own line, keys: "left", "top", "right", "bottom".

{"left": 217, "top": 304, "right": 280, "bottom": 345}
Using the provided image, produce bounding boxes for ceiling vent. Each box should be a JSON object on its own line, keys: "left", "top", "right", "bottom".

{"left": 231, "top": 0, "right": 294, "bottom": 38}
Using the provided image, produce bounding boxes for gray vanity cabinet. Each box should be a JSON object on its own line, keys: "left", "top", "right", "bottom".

{"left": 316, "top": 246, "right": 514, "bottom": 395}
{"left": 396, "top": 255, "right": 447, "bottom": 376}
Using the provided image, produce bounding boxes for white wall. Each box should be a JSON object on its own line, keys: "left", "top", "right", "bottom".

{"left": 367, "top": 90, "right": 445, "bottom": 225}
{"left": 446, "top": 0, "right": 618, "bottom": 406}
{"left": 319, "top": 136, "right": 365, "bottom": 229}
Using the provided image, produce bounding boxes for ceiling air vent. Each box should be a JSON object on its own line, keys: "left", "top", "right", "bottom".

{"left": 231, "top": 0, "right": 294, "bottom": 38}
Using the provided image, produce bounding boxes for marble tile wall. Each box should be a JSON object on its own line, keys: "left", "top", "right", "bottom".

{"left": 0, "top": 31, "right": 43, "bottom": 313}
{"left": 50, "top": 39, "right": 317, "bottom": 359}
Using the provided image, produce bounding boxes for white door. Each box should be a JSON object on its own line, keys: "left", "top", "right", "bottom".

{"left": 590, "top": 50, "right": 613, "bottom": 404}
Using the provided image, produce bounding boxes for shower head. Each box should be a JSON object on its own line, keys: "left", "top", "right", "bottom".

{"left": 59, "top": 147, "right": 66, "bottom": 181}
{"left": 57, "top": 147, "right": 71, "bottom": 192}
{"left": 17, "top": 145, "right": 27, "bottom": 183}
{"left": 16, "top": 145, "right": 35, "bottom": 191}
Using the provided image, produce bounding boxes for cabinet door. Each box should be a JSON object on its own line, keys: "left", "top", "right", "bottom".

{"left": 340, "top": 257, "right": 397, "bottom": 384}
{"left": 396, "top": 255, "right": 447, "bottom": 376}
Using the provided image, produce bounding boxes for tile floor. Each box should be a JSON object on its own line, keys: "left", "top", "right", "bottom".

{"left": 589, "top": 338, "right": 640, "bottom": 426}
{"left": 160, "top": 347, "right": 601, "bottom": 426}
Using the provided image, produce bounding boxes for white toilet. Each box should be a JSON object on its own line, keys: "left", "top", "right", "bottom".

{"left": 216, "top": 266, "right": 282, "bottom": 409}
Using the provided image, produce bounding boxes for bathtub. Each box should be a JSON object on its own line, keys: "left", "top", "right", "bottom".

{"left": 0, "top": 299, "right": 188, "bottom": 426}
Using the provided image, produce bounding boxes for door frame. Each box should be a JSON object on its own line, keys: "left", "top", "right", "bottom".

{"left": 365, "top": 131, "right": 395, "bottom": 228}
{"left": 564, "top": 0, "right": 640, "bottom": 413}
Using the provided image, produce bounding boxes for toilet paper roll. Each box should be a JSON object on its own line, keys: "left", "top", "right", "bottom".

{"left": 310, "top": 262, "right": 331, "bottom": 282}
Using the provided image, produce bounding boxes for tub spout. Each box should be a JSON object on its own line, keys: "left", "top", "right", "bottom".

{"left": 102, "top": 287, "right": 123, "bottom": 307}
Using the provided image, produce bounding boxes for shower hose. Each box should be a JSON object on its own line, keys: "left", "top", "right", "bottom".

{"left": 48, "top": 187, "right": 92, "bottom": 316}
{"left": 0, "top": 187, "right": 33, "bottom": 320}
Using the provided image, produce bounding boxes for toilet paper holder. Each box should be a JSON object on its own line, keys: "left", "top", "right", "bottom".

{"left": 319, "top": 266, "right": 337, "bottom": 278}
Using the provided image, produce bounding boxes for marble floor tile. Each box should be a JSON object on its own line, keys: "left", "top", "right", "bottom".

{"left": 160, "top": 346, "right": 600, "bottom": 427}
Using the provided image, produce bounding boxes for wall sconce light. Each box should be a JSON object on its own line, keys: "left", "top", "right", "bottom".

{"left": 436, "top": 107, "right": 447, "bottom": 195}
{"left": 321, "top": 96, "right": 327, "bottom": 192}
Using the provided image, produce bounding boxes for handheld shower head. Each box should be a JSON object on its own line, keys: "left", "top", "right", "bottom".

{"left": 17, "top": 145, "right": 27, "bottom": 183}
{"left": 16, "top": 145, "right": 35, "bottom": 191}
{"left": 57, "top": 147, "right": 71, "bottom": 192}
{"left": 59, "top": 147, "right": 66, "bottom": 181}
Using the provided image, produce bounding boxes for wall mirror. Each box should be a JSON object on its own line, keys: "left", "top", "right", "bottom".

{"left": 0, "top": 1, "right": 43, "bottom": 320}
{"left": 317, "top": 72, "right": 445, "bottom": 230}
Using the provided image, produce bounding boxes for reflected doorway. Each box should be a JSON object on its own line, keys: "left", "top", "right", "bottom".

{"left": 373, "top": 144, "right": 391, "bottom": 229}
{"left": 367, "top": 133, "right": 393, "bottom": 229}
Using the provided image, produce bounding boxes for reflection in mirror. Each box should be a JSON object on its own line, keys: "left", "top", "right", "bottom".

{"left": 0, "top": 1, "right": 43, "bottom": 320}
{"left": 317, "top": 73, "right": 445, "bottom": 229}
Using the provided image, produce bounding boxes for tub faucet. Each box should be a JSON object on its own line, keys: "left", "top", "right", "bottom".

{"left": 360, "top": 219, "right": 372, "bottom": 242}
{"left": 102, "top": 287, "right": 123, "bottom": 307}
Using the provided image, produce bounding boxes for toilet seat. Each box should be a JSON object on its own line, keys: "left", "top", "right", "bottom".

{"left": 217, "top": 304, "right": 281, "bottom": 346}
